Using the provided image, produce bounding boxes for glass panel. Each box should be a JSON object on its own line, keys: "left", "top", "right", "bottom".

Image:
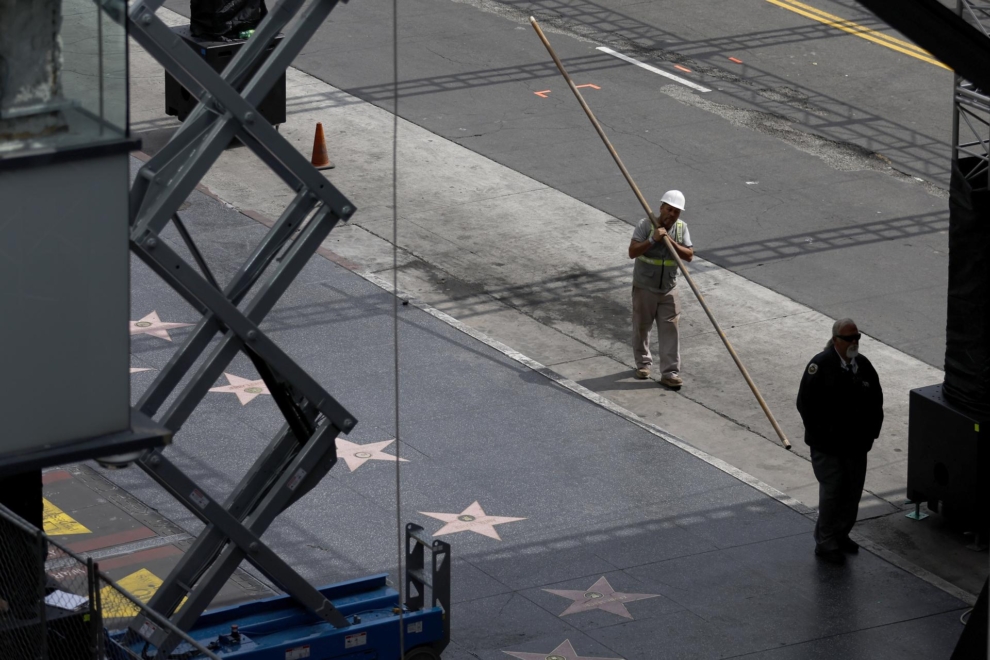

{"left": 100, "top": 1, "right": 129, "bottom": 133}
{"left": 0, "top": 0, "right": 129, "bottom": 158}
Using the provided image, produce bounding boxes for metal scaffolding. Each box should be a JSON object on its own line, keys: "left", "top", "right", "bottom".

{"left": 953, "top": 0, "right": 990, "bottom": 188}
{"left": 122, "top": 0, "right": 358, "bottom": 653}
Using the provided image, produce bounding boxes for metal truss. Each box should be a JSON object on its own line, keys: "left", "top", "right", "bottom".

{"left": 953, "top": 0, "right": 990, "bottom": 188}
{"left": 122, "top": 0, "right": 357, "bottom": 653}
{"left": 855, "top": 0, "right": 990, "bottom": 188}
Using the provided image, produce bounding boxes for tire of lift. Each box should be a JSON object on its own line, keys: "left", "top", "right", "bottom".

{"left": 403, "top": 646, "right": 441, "bottom": 660}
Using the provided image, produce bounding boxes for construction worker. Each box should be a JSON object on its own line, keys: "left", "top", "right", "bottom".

{"left": 796, "top": 318, "right": 884, "bottom": 565}
{"left": 628, "top": 190, "right": 693, "bottom": 387}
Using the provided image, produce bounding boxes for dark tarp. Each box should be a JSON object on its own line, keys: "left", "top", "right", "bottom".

{"left": 943, "top": 157, "right": 990, "bottom": 419}
{"left": 854, "top": 0, "right": 990, "bottom": 94}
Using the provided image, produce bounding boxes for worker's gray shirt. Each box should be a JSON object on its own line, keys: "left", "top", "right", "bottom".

{"left": 631, "top": 218, "right": 692, "bottom": 294}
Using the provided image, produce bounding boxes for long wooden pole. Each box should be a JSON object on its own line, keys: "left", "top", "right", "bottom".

{"left": 530, "top": 17, "right": 791, "bottom": 450}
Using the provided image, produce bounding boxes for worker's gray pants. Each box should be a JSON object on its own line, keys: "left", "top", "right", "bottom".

{"left": 631, "top": 286, "right": 680, "bottom": 375}
{"left": 811, "top": 448, "right": 868, "bottom": 552}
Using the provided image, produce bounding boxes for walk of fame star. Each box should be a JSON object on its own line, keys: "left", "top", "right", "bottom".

{"left": 209, "top": 373, "right": 271, "bottom": 405}
{"left": 419, "top": 501, "right": 525, "bottom": 540}
{"left": 335, "top": 438, "right": 409, "bottom": 472}
{"left": 130, "top": 367, "right": 153, "bottom": 374}
{"left": 544, "top": 576, "right": 659, "bottom": 619}
{"left": 503, "top": 639, "right": 622, "bottom": 660}
{"left": 130, "top": 311, "right": 194, "bottom": 341}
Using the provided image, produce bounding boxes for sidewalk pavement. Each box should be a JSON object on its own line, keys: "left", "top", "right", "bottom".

{"left": 115, "top": 175, "right": 968, "bottom": 659}
{"left": 128, "top": 7, "right": 986, "bottom": 598}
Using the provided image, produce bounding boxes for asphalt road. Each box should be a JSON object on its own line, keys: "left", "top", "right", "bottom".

{"left": 165, "top": 0, "right": 955, "bottom": 367}
{"left": 291, "top": 0, "right": 954, "bottom": 367}
{"left": 301, "top": 0, "right": 957, "bottom": 185}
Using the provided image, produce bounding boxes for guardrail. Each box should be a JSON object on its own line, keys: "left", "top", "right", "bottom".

{"left": 0, "top": 503, "right": 218, "bottom": 660}
{"left": 405, "top": 522, "right": 451, "bottom": 653}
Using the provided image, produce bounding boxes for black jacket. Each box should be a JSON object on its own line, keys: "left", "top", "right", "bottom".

{"left": 796, "top": 348, "right": 884, "bottom": 455}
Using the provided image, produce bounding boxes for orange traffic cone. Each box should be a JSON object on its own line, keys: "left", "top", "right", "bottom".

{"left": 311, "top": 122, "right": 335, "bottom": 170}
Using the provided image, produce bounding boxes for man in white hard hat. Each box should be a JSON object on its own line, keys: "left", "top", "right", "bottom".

{"left": 628, "top": 190, "right": 694, "bottom": 387}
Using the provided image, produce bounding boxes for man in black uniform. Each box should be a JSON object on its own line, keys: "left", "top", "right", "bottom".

{"left": 796, "top": 318, "right": 883, "bottom": 565}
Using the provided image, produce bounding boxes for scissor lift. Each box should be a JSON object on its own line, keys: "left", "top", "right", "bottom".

{"left": 110, "top": 0, "right": 450, "bottom": 656}
{"left": 107, "top": 526, "right": 450, "bottom": 659}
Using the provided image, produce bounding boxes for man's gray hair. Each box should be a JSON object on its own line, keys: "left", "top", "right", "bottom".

{"left": 825, "top": 317, "right": 856, "bottom": 350}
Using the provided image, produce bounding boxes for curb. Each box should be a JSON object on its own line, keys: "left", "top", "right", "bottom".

{"left": 357, "top": 267, "right": 977, "bottom": 607}
{"left": 150, "top": 152, "right": 977, "bottom": 607}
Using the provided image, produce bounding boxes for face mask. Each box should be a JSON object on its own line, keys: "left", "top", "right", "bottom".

{"left": 846, "top": 344, "right": 859, "bottom": 360}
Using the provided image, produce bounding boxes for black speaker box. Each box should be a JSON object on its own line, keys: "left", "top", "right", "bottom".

{"left": 907, "top": 384, "right": 988, "bottom": 531}
{"left": 164, "top": 25, "right": 286, "bottom": 126}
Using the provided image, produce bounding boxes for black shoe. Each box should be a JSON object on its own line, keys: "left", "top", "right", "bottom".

{"left": 838, "top": 537, "right": 859, "bottom": 554}
{"left": 815, "top": 547, "right": 846, "bottom": 565}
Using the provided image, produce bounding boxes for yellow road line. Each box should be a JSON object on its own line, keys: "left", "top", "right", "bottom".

{"left": 767, "top": 0, "right": 951, "bottom": 70}
{"left": 784, "top": 0, "right": 929, "bottom": 54}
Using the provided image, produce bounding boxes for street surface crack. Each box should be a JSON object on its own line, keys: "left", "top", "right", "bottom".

{"left": 447, "top": 0, "right": 948, "bottom": 196}
{"left": 661, "top": 84, "right": 930, "bottom": 180}
{"left": 424, "top": 43, "right": 467, "bottom": 66}
{"left": 306, "top": 543, "right": 333, "bottom": 553}
{"left": 755, "top": 86, "right": 829, "bottom": 117}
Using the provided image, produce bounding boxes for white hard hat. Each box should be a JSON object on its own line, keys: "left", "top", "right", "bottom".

{"left": 660, "top": 190, "right": 685, "bottom": 211}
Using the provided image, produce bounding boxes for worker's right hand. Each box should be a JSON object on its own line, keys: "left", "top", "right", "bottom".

{"left": 653, "top": 227, "right": 667, "bottom": 242}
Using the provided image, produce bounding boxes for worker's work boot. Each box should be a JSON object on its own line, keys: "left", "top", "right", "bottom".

{"left": 815, "top": 546, "right": 846, "bottom": 565}
{"left": 634, "top": 367, "right": 651, "bottom": 380}
{"left": 660, "top": 372, "right": 683, "bottom": 388}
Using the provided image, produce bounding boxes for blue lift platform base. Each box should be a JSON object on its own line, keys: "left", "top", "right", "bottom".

{"left": 107, "top": 525, "right": 450, "bottom": 660}
{"left": 107, "top": 575, "right": 445, "bottom": 660}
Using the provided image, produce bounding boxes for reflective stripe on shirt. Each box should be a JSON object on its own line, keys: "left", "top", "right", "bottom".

{"left": 637, "top": 220, "right": 685, "bottom": 266}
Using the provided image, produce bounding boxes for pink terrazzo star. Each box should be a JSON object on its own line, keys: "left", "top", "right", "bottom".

{"left": 209, "top": 373, "right": 270, "bottom": 405}
{"left": 419, "top": 501, "right": 525, "bottom": 540}
{"left": 504, "top": 639, "right": 622, "bottom": 660}
{"left": 129, "top": 311, "right": 194, "bottom": 341}
{"left": 544, "top": 576, "right": 659, "bottom": 619}
{"left": 130, "top": 367, "right": 153, "bottom": 374}
{"left": 335, "top": 438, "right": 409, "bottom": 472}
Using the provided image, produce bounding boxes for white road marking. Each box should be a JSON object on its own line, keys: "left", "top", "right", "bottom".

{"left": 597, "top": 47, "right": 711, "bottom": 92}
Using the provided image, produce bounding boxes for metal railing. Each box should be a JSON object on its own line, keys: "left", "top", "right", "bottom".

{"left": 405, "top": 523, "right": 451, "bottom": 654}
{"left": 953, "top": 0, "right": 990, "bottom": 188}
{"left": 0, "top": 503, "right": 218, "bottom": 660}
